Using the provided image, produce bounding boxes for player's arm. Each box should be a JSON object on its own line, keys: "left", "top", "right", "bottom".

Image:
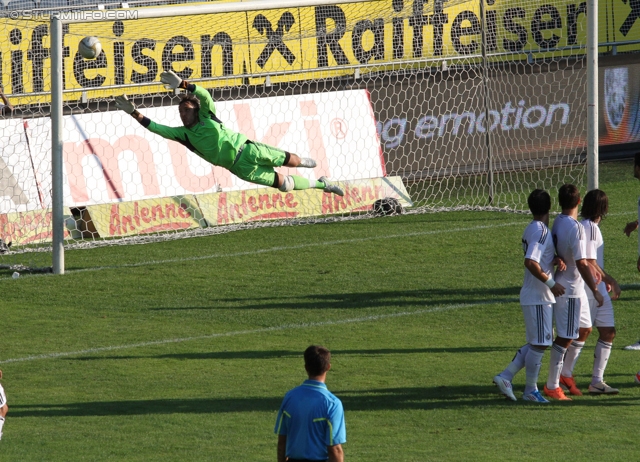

{"left": 524, "top": 258, "right": 565, "bottom": 296}
{"left": 623, "top": 219, "right": 638, "bottom": 237}
{"left": 637, "top": 228, "right": 640, "bottom": 272}
{"left": 160, "top": 70, "right": 216, "bottom": 119}
{"left": 190, "top": 84, "right": 216, "bottom": 119}
{"left": 590, "top": 260, "right": 621, "bottom": 300}
{"left": 327, "top": 444, "right": 344, "bottom": 462}
{"left": 277, "top": 435, "right": 286, "bottom": 462}
{"left": 553, "top": 256, "right": 566, "bottom": 272}
{"left": 572, "top": 224, "right": 604, "bottom": 306}
{"left": 576, "top": 258, "right": 604, "bottom": 306}
{"left": 115, "top": 95, "right": 185, "bottom": 142}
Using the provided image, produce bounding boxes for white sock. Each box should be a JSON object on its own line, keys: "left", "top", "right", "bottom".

{"left": 0, "top": 416, "right": 5, "bottom": 440}
{"left": 546, "top": 343, "right": 567, "bottom": 389}
{"left": 524, "top": 346, "right": 545, "bottom": 395}
{"left": 592, "top": 339, "right": 613, "bottom": 384}
{"left": 500, "top": 344, "right": 530, "bottom": 381}
{"left": 561, "top": 340, "right": 585, "bottom": 378}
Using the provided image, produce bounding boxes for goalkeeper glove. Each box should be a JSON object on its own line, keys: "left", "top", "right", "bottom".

{"left": 114, "top": 95, "right": 136, "bottom": 114}
{"left": 160, "top": 71, "right": 183, "bottom": 90}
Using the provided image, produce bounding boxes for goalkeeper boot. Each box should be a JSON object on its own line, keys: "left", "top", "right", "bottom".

{"left": 319, "top": 176, "right": 344, "bottom": 196}
{"left": 299, "top": 158, "right": 317, "bottom": 168}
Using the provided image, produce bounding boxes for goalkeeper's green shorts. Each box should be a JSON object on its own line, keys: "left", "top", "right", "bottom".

{"left": 229, "top": 141, "right": 287, "bottom": 187}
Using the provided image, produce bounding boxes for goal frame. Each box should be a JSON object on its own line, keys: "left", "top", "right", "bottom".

{"left": 49, "top": 0, "right": 599, "bottom": 274}
{"left": 49, "top": 0, "right": 372, "bottom": 274}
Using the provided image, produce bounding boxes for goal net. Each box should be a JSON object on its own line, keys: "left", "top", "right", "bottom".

{"left": 0, "top": 0, "right": 595, "bottom": 272}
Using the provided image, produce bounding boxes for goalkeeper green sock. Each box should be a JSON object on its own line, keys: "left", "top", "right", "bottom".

{"left": 291, "top": 175, "right": 325, "bottom": 191}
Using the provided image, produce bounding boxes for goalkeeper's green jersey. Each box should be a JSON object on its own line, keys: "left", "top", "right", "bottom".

{"left": 140, "top": 84, "right": 248, "bottom": 169}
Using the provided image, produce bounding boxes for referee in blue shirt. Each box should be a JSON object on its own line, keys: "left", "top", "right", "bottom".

{"left": 275, "top": 345, "right": 346, "bottom": 462}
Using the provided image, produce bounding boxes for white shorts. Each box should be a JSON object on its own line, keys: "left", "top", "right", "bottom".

{"left": 521, "top": 304, "right": 554, "bottom": 346}
{"left": 553, "top": 295, "right": 589, "bottom": 339}
{"left": 0, "top": 383, "right": 6, "bottom": 408}
{"left": 589, "top": 292, "right": 615, "bottom": 328}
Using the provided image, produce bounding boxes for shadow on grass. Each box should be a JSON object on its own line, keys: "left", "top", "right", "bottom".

{"left": 10, "top": 385, "right": 640, "bottom": 418}
{"left": 148, "top": 287, "right": 521, "bottom": 311}
{"left": 68, "top": 346, "right": 517, "bottom": 362}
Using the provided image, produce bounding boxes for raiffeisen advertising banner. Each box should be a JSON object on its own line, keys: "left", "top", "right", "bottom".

{"left": 0, "top": 0, "right": 637, "bottom": 103}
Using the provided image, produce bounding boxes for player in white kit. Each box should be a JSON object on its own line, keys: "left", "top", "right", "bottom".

{"left": 544, "top": 184, "right": 603, "bottom": 401}
{"left": 623, "top": 152, "right": 640, "bottom": 351}
{"left": 563, "top": 189, "right": 621, "bottom": 394}
{"left": 0, "top": 370, "right": 7, "bottom": 440}
{"left": 493, "top": 189, "right": 565, "bottom": 403}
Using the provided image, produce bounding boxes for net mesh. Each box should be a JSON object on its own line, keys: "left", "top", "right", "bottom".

{"left": 0, "top": 0, "right": 593, "bottom": 270}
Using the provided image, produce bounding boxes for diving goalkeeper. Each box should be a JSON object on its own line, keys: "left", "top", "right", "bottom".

{"left": 114, "top": 71, "right": 344, "bottom": 196}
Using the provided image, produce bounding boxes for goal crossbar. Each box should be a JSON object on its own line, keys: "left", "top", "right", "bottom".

{"left": 54, "top": 0, "right": 373, "bottom": 24}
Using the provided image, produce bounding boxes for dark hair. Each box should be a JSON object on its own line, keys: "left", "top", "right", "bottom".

{"left": 581, "top": 189, "right": 608, "bottom": 221}
{"left": 304, "top": 345, "right": 331, "bottom": 377}
{"left": 635, "top": 151, "right": 640, "bottom": 168}
{"left": 558, "top": 184, "right": 580, "bottom": 210}
{"left": 179, "top": 93, "right": 200, "bottom": 111}
{"left": 527, "top": 189, "right": 551, "bottom": 216}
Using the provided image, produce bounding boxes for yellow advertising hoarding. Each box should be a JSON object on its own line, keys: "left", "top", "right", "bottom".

{"left": 86, "top": 195, "right": 205, "bottom": 237}
{"left": 0, "top": 0, "right": 637, "bottom": 104}
{"left": 196, "top": 176, "right": 412, "bottom": 226}
{"left": 0, "top": 208, "right": 69, "bottom": 245}
{"left": 83, "top": 177, "right": 412, "bottom": 237}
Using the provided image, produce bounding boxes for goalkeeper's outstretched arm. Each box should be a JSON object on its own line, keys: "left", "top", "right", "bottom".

{"left": 114, "top": 94, "right": 186, "bottom": 142}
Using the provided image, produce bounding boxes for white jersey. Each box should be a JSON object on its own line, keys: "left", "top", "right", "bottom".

{"left": 581, "top": 218, "right": 606, "bottom": 299}
{"left": 552, "top": 214, "right": 587, "bottom": 297}
{"left": 520, "top": 220, "right": 556, "bottom": 305}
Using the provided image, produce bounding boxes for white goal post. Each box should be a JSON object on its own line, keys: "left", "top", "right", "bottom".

{"left": 0, "top": 0, "right": 602, "bottom": 274}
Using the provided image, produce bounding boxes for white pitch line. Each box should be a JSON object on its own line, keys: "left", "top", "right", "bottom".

{"left": 0, "top": 298, "right": 514, "bottom": 364}
{"left": 64, "top": 221, "right": 524, "bottom": 274}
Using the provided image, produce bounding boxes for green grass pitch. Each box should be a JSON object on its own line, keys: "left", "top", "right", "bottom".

{"left": 1, "top": 160, "right": 639, "bottom": 460}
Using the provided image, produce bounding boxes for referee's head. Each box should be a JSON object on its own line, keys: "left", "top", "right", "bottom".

{"left": 304, "top": 345, "right": 331, "bottom": 377}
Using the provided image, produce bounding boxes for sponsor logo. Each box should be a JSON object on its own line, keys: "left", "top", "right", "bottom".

{"left": 377, "top": 100, "right": 570, "bottom": 149}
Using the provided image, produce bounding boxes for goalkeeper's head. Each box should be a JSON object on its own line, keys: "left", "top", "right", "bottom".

{"left": 178, "top": 94, "right": 200, "bottom": 128}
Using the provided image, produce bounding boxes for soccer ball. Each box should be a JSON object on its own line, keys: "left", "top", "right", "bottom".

{"left": 635, "top": 371, "right": 640, "bottom": 385}
{"left": 79, "top": 36, "right": 102, "bottom": 59}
